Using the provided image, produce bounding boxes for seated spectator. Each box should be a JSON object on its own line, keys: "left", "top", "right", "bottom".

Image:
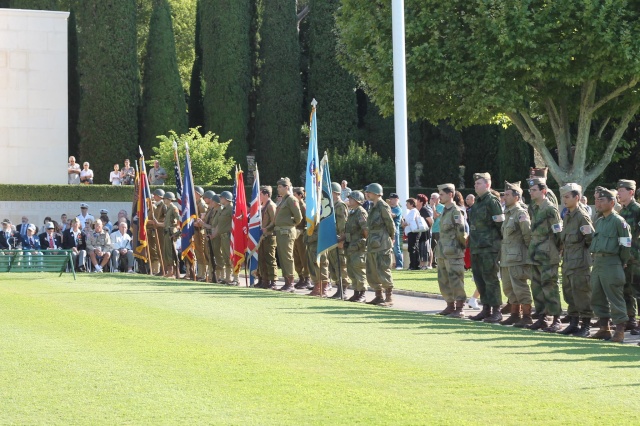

{"left": 110, "top": 164, "right": 122, "bottom": 185}
{"left": 116, "top": 210, "right": 132, "bottom": 233}
{"left": 80, "top": 162, "right": 94, "bottom": 184}
{"left": 83, "top": 219, "right": 94, "bottom": 240}
{"left": 39, "top": 217, "right": 53, "bottom": 234}
{"left": 87, "top": 219, "right": 111, "bottom": 273}
{"left": 149, "top": 160, "right": 168, "bottom": 185}
{"left": 1, "top": 219, "right": 18, "bottom": 251}
{"left": 110, "top": 222, "right": 134, "bottom": 273}
{"left": 62, "top": 218, "right": 87, "bottom": 272}
{"left": 21, "top": 224, "right": 41, "bottom": 252}
{"left": 100, "top": 209, "right": 113, "bottom": 233}
{"left": 68, "top": 156, "right": 81, "bottom": 185}
{"left": 39, "top": 222, "right": 62, "bottom": 253}
{"left": 120, "top": 159, "right": 135, "bottom": 185}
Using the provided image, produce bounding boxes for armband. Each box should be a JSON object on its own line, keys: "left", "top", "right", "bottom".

{"left": 551, "top": 223, "right": 563, "bottom": 233}
{"left": 619, "top": 237, "right": 632, "bottom": 247}
{"left": 492, "top": 214, "right": 505, "bottom": 222}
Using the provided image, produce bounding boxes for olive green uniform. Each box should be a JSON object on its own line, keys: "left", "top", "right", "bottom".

{"left": 366, "top": 199, "right": 395, "bottom": 290}
{"left": 217, "top": 202, "right": 233, "bottom": 274}
{"left": 148, "top": 200, "right": 167, "bottom": 273}
{"left": 258, "top": 199, "right": 278, "bottom": 280}
{"left": 618, "top": 200, "right": 640, "bottom": 317}
{"left": 274, "top": 194, "right": 302, "bottom": 278}
{"left": 163, "top": 203, "right": 180, "bottom": 268}
{"left": 469, "top": 191, "right": 503, "bottom": 306}
{"left": 328, "top": 199, "right": 351, "bottom": 288}
{"left": 344, "top": 205, "right": 368, "bottom": 291}
{"left": 194, "top": 198, "right": 208, "bottom": 279}
{"left": 436, "top": 204, "right": 467, "bottom": 303}
{"left": 560, "top": 206, "right": 594, "bottom": 317}
{"left": 589, "top": 212, "right": 632, "bottom": 325}
{"left": 203, "top": 205, "right": 217, "bottom": 280}
{"left": 500, "top": 204, "right": 532, "bottom": 304}
{"left": 305, "top": 224, "right": 329, "bottom": 284}
{"left": 293, "top": 199, "right": 309, "bottom": 279}
{"left": 528, "top": 198, "right": 562, "bottom": 316}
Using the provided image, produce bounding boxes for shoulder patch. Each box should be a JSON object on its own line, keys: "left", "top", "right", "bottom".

{"left": 518, "top": 213, "right": 528, "bottom": 222}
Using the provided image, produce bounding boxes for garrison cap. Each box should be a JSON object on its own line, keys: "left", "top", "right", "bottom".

{"left": 528, "top": 177, "right": 546, "bottom": 187}
{"left": 559, "top": 183, "right": 582, "bottom": 197}
{"left": 80, "top": 203, "right": 89, "bottom": 209}
{"left": 529, "top": 167, "right": 548, "bottom": 178}
{"left": 153, "top": 188, "right": 165, "bottom": 197}
{"left": 163, "top": 192, "right": 176, "bottom": 201}
{"left": 331, "top": 182, "right": 341, "bottom": 193}
{"left": 194, "top": 186, "right": 205, "bottom": 195}
{"left": 261, "top": 185, "right": 273, "bottom": 196}
{"left": 277, "top": 177, "right": 291, "bottom": 186}
{"left": 473, "top": 172, "right": 491, "bottom": 181}
{"left": 596, "top": 188, "right": 616, "bottom": 200}
{"left": 437, "top": 183, "right": 456, "bottom": 192}
{"left": 203, "top": 190, "right": 216, "bottom": 200}
{"left": 504, "top": 181, "right": 522, "bottom": 194}
{"left": 617, "top": 179, "right": 636, "bottom": 191}
{"left": 100, "top": 209, "right": 108, "bottom": 214}
{"left": 594, "top": 186, "right": 606, "bottom": 193}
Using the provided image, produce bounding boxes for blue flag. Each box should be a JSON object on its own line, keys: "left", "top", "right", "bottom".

{"left": 179, "top": 144, "right": 197, "bottom": 261}
{"left": 305, "top": 100, "right": 320, "bottom": 235}
{"left": 317, "top": 153, "right": 338, "bottom": 262}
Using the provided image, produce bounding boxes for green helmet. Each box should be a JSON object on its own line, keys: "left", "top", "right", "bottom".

{"left": 153, "top": 188, "right": 165, "bottom": 197}
{"left": 163, "top": 192, "right": 176, "bottom": 201}
{"left": 203, "top": 190, "right": 216, "bottom": 200}
{"left": 212, "top": 194, "right": 221, "bottom": 204}
{"left": 220, "top": 191, "right": 233, "bottom": 201}
{"left": 331, "top": 182, "right": 341, "bottom": 193}
{"left": 194, "top": 186, "right": 204, "bottom": 195}
{"left": 348, "top": 191, "right": 365, "bottom": 204}
{"left": 366, "top": 183, "right": 383, "bottom": 195}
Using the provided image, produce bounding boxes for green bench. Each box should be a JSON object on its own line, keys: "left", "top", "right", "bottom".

{"left": 0, "top": 249, "right": 76, "bottom": 280}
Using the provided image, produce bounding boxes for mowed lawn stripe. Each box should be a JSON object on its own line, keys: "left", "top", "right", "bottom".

{"left": 0, "top": 274, "right": 638, "bottom": 425}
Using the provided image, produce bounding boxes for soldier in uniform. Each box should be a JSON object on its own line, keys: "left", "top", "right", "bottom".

{"left": 209, "top": 195, "right": 224, "bottom": 282}
{"left": 342, "top": 191, "right": 368, "bottom": 303}
{"left": 148, "top": 188, "right": 167, "bottom": 275}
{"left": 557, "top": 183, "right": 594, "bottom": 336}
{"left": 468, "top": 172, "right": 504, "bottom": 321}
{"left": 529, "top": 167, "right": 559, "bottom": 207}
{"left": 434, "top": 183, "right": 468, "bottom": 318}
{"left": 217, "top": 191, "right": 235, "bottom": 284}
{"left": 589, "top": 188, "right": 632, "bottom": 342}
{"left": 193, "top": 186, "right": 209, "bottom": 282}
{"left": 527, "top": 177, "right": 563, "bottom": 331}
{"left": 329, "top": 182, "right": 352, "bottom": 299}
{"left": 257, "top": 186, "right": 278, "bottom": 289}
{"left": 274, "top": 178, "right": 302, "bottom": 292}
{"left": 498, "top": 181, "right": 533, "bottom": 327}
{"left": 158, "top": 192, "right": 180, "bottom": 278}
{"left": 292, "top": 187, "right": 310, "bottom": 289}
{"left": 364, "top": 183, "right": 395, "bottom": 306}
{"left": 306, "top": 219, "right": 331, "bottom": 297}
{"left": 198, "top": 190, "right": 218, "bottom": 283}
{"left": 615, "top": 179, "right": 640, "bottom": 333}
{"left": 87, "top": 219, "right": 112, "bottom": 272}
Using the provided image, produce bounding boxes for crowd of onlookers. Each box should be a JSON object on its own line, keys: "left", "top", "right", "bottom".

{"left": 67, "top": 156, "right": 168, "bottom": 185}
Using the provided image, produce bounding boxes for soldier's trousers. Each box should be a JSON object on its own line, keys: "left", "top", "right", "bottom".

{"left": 623, "top": 262, "right": 640, "bottom": 317}
{"left": 220, "top": 233, "right": 232, "bottom": 271}
{"left": 276, "top": 227, "right": 296, "bottom": 278}
{"left": 206, "top": 237, "right": 216, "bottom": 280}
{"left": 470, "top": 251, "right": 501, "bottom": 306}
{"left": 162, "top": 233, "right": 177, "bottom": 269}
{"left": 306, "top": 240, "right": 329, "bottom": 283}
{"left": 501, "top": 264, "right": 531, "bottom": 305}
{"left": 591, "top": 258, "right": 627, "bottom": 325}
{"left": 530, "top": 263, "right": 561, "bottom": 316}
{"left": 258, "top": 235, "right": 277, "bottom": 280}
{"left": 328, "top": 247, "right": 351, "bottom": 287}
{"left": 194, "top": 231, "right": 207, "bottom": 278}
{"left": 366, "top": 248, "right": 393, "bottom": 291}
{"left": 562, "top": 268, "right": 593, "bottom": 317}
{"left": 437, "top": 256, "right": 466, "bottom": 303}
{"left": 293, "top": 232, "right": 309, "bottom": 278}
{"left": 346, "top": 250, "right": 367, "bottom": 291}
{"left": 211, "top": 237, "right": 224, "bottom": 274}
{"left": 148, "top": 229, "right": 163, "bottom": 273}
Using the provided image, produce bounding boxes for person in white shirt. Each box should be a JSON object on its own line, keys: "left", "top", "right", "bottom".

{"left": 110, "top": 221, "right": 134, "bottom": 273}
{"left": 110, "top": 164, "right": 122, "bottom": 185}
{"left": 402, "top": 198, "right": 422, "bottom": 270}
{"left": 76, "top": 203, "right": 95, "bottom": 229}
{"left": 68, "top": 156, "right": 81, "bottom": 185}
{"left": 80, "top": 162, "right": 94, "bottom": 184}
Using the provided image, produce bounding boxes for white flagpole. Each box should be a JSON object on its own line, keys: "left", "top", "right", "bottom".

{"left": 392, "top": 0, "right": 409, "bottom": 211}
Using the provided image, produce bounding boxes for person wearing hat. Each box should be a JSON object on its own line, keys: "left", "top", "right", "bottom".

{"left": 328, "top": 182, "right": 352, "bottom": 299}
{"left": 304, "top": 209, "right": 331, "bottom": 297}
{"left": 274, "top": 177, "right": 302, "bottom": 292}
{"left": 1, "top": 219, "right": 17, "bottom": 251}
{"left": 255, "top": 186, "right": 278, "bottom": 289}
{"left": 197, "top": 190, "right": 219, "bottom": 283}
{"left": 615, "top": 179, "right": 640, "bottom": 333}
{"left": 215, "top": 191, "right": 236, "bottom": 284}
{"left": 364, "top": 183, "right": 395, "bottom": 306}
{"left": 157, "top": 192, "right": 180, "bottom": 278}
{"left": 529, "top": 167, "right": 559, "bottom": 207}
{"left": 76, "top": 203, "right": 95, "bottom": 230}
{"left": 292, "top": 187, "right": 310, "bottom": 290}
{"left": 87, "top": 219, "right": 112, "bottom": 273}
{"left": 434, "top": 183, "right": 468, "bottom": 318}
{"left": 208, "top": 194, "right": 225, "bottom": 282}
{"left": 40, "top": 222, "right": 62, "bottom": 252}
{"left": 99, "top": 209, "right": 113, "bottom": 233}
{"left": 557, "top": 183, "right": 594, "bottom": 336}
{"left": 388, "top": 193, "right": 404, "bottom": 270}
{"left": 526, "top": 177, "right": 563, "bottom": 331}
{"left": 589, "top": 188, "right": 632, "bottom": 342}
{"left": 342, "top": 191, "right": 369, "bottom": 302}
{"left": 498, "top": 181, "right": 533, "bottom": 327}
{"left": 468, "top": 172, "right": 505, "bottom": 322}
{"left": 192, "top": 186, "right": 209, "bottom": 282}
{"left": 147, "top": 188, "right": 168, "bottom": 275}
{"left": 21, "top": 224, "right": 42, "bottom": 253}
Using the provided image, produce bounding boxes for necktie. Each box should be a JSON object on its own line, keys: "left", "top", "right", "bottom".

{"left": 50, "top": 236, "right": 54, "bottom": 248}
{"left": 29, "top": 237, "right": 33, "bottom": 247}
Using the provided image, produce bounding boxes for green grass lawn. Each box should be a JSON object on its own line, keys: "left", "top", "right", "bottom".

{"left": 391, "top": 269, "right": 474, "bottom": 294}
{"left": 1, "top": 273, "right": 638, "bottom": 425}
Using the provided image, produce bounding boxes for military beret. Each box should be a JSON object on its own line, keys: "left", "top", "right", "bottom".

{"left": 528, "top": 177, "right": 546, "bottom": 187}
{"left": 617, "top": 179, "right": 636, "bottom": 191}
{"left": 529, "top": 167, "right": 548, "bottom": 178}
{"left": 504, "top": 181, "right": 522, "bottom": 194}
{"left": 437, "top": 183, "right": 456, "bottom": 192}
{"left": 100, "top": 209, "right": 109, "bottom": 214}
{"left": 194, "top": 186, "right": 205, "bottom": 195}
{"left": 559, "top": 183, "right": 582, "bottom": 197}
{"left": 473, "top": 172, "right": 491, "bottom": 182}
{"left": 596, "top": 188, "right": 616, "bottom": 200}
{"left": 80, "top": 203, "right": 89, "bottom": 209}
{"left": 277, "top": 177, "right": 291, "bottom": 186}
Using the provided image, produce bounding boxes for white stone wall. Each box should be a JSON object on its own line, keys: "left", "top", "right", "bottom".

{"left": 0, "top": 9, "right": 69, "bottom": 184}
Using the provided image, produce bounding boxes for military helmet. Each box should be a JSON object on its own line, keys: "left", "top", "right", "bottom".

{"left": 153, "top": 188, "right": 165, "bottom": 197}
{"left": 194, "top": 186, "right": 204, "bottom": 195}
{"left": 203, "top": 190, "right": 216, "bottom": 200}
{"left": 220, "top": 191, "right": 233, "bottom": 201}
{"left": 348, "top": 191, "right": 365, "bottom": 204}
{"left": 163, "top": 192, "right": 176, "bottom": 201}
{"left": 212, "top": 194, "right": 221, "bottom": 203}
{"left": 331, "top": 182, "right": 341, "bottom": 193}
{"left": 365, "top": 183, "right": 383, "bottom": 195}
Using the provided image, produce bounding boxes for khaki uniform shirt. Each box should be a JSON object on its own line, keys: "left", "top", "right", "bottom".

{"left": 436, "top": 204, "right": 467, "bottom": 259}
{"left": 500, "top": 204, "right": 531, "bottom": 266}
{"left": 196, "top": 199, "right": 207, "bottom": 234}
{"left": 164, "top": 203, "right": 180, "bottom": 236}
{"left": 366, "top": 199, "right": 395, "bottom": 253}
{"left": 334, "top": 199, "right": 348, "bottom": 238}
{"left": 296, "top": 200, "right": 307, "bottom": 231}
{"left": 210, "top": 206, "right": 221, "bottom": 239}
{"left": 87, "top": 230, "right": 112, "bottom": 252}
{"left": 262, "top": 200, "right": 277, "bottom": 236}
{"left": 560, "top": 205, "right": 594, "bottom": 273}
{"left": 217, "top": 203, "right": 233, "bottom": 234}
{"left": 528, "top": 198, "right": 562, "bottom": 265}
{"left": 345, "top": 206, "right": 368, "bottom": 254}
{"left": 274, "top": 194, "right": 302, "bottom": 228}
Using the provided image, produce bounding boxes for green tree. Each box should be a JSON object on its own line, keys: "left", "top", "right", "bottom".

{"left": 337, "top": 0, "right": 640, "bottom": 187}
{"left": 187, "top": 0, "right": 204, "bottom": 130}
{"left": 140, "top": 0, "right": 187, "bottom": 153}
{"left": 255, "top": 0, "right": 302, "bottom": 184}
{"left": 497, "top": 126, "right": 533, "bottom": 185}
{"left": 10, "top": 0, "right": 59, "bottom": 8}
{"left": 201, "top": 0, "right": 251, "bottom": 171}
{"left": 152, "top": 128, "right": 234, "bottom": 185}
{"left": 76, "top": 0, "right": 139, "bottom": 183}
{"left": 329, "top": 141, "right": 395, "bottom": 188}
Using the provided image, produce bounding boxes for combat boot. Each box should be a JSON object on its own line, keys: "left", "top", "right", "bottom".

{"left": 267, "top": 280, "right": 277, "bottom": 289}
{"left": 631, "top": 324, "right": 640, "bottom": 336}
{"left": 254, "top": 279, "right": 267, "bottom": 289}
{"left": 625, "top": 315, "right": 638, "bottom": 331}
{"left": 558, "top": 316, "right": 580, "bottom": 335}
{"left": 349, "top": 290, "right": 366, "bottom": 303}
{"left": 499, "top": 304, "right": 521, "bottom": 326}
{"left": 294, "top": 276, "right": 307, "bottom": 289}
{"left": 500, "top": 302, "right": 512, "bottom": 314}
{"left": 527, "top": 314, "right": 548, "bottom": 330}
{"left": 468, "top": 304, "right": 491, "bottom": 321}
{"left": 366, "top": 289, "right": 385, "bottom": 305}
{"left": 379, "top": 288, "right": 394, "bottom": 307}
{"left": 560, "top": 315, "right": 572, "bottom": 324}
{"left": 572, "top": 317, "right": 592, "bottom": 337}
{"left": 611, "top": 323, "right": 626, "bottom": 343}
{"left": 279, "top": 277, "right": 295, "bottom": 293}
{"left": 543, "top": 315, "right": 562, "bottom": 332}
{"left": 307, "top": 281, "right": 322, "bottom": 296}
{"left": 330, "top": 284, "right": 347, "bottom": 300}
{"left": 447, "top": 300, "right": 466, "bottom": 318}
{"left": 483, "top": 305, "right": 503, "bottom": 323}
{"left": 305, "top": 277, "right": 314, "bottom": 290}
{"left": 437, "top": 302, "right": 455, "bottom": 316}
{"left": 590, "top": 318, "right": 612, "bottom": 340}
{"left": 513, "top": 304, "right": 533, "bottom": 328}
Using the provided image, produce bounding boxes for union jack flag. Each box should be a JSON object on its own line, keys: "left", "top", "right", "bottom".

{"left": 247, "top": 166, "right": 262, "bottom": 285}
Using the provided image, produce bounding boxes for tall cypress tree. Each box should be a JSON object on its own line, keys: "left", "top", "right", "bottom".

{"left": 67, "top": 7, "right": 80, "bottom": 157}
{"left": 10, "top": 0, "right": 58, "bottom": 9}
{"left": 307, "top": 0, "right": 357, "bottom": 152}
{"left": 201, "top": 0, "right": 251, "bottom": 168}
{"left": 140, "top": 0, "right": 187, "bottom": 152}
{"left": 76, "top": 0, "right": 138, "bottom": 183}
{"left": 187, "top": 0, "right": 204, "bottom": 130}
{"left": 255, "top": 0, "right": 302, "bottom": 184}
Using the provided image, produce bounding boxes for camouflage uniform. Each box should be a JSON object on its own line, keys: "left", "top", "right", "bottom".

{"left": 344, "top": 205, "right": 368, "bottom": 292}
{"left": 365, "top": 199, "right": 395, "bottom": 291}
{"left": 500, "top": 202, "right": 532, "bottom": 305}
{"left": 328, "top": 198, "right": 351, "bottom": 289}
{"left": 616, "top": 179, "right": 640, "bottom": 325}
{"left": 435, "top": 201, "right": 467, "bottom": 304}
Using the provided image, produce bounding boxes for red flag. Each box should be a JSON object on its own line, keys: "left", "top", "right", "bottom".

{"left": 231, "top": 169, "right": 248, "bottom": 274}
{"left": 134, "top": 156, "right": 151, "bottom": 262}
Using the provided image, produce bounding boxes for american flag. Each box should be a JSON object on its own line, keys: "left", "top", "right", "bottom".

{"left": 247, "top": 167, "right": 262, "bottom": 286}
{"left": 173, "top": 146, "right": 183, "bottom": 215}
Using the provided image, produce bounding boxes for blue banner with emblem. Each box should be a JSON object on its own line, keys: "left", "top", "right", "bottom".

{"left": 316, "top": 153, "right": 338, "bottom": 262}
{"left": 305, "top": 100, "right": 320, "bottom": 236}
